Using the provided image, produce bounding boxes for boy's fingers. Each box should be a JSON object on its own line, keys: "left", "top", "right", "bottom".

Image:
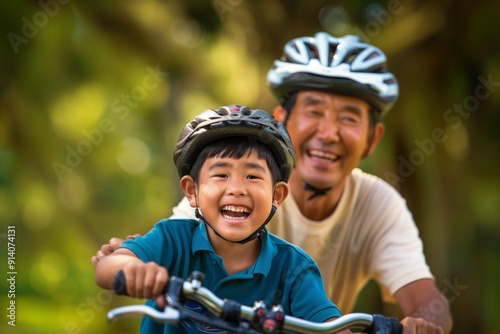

{"left": 153, "top": 267, "right": 169, "bottom": 297}
{"left": 155, "top": 294, "right": 167, "bottom": 309}
{"left": 123, "top": 263, "right": 139, "bottom": 298}
{"left": 126, "top": 234, "right": 142, "bottom": 240}
{"left": 142, "top": 267, "right": 157, "bottom": 299}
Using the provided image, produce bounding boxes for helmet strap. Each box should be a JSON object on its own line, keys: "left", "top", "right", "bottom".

{"left": 195, "top": 206, "right": 276, "bottom": 244}
{"left": 281, "top": 92, "right": 298, "bottom": 126}
{"left": 303, "top": 182, "right": 332, "bottom": 201}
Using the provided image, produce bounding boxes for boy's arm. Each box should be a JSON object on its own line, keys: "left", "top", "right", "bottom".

{"left": 95, "top": 248, "right": 140, "bottom": 289}
{"left": 95, "top": 248, "right": 168, "bottom": 307}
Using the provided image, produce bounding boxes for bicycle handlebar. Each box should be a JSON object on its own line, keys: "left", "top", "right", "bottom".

{"left": 109, "top": 270, "right": 402, "bottom": 334}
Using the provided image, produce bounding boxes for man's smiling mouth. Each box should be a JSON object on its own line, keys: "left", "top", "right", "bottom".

{"left": 221, "top": 205, "right": 251, "bottom": 220}
{"left": 307, "top": 149, "right": 340, "bottom": 162}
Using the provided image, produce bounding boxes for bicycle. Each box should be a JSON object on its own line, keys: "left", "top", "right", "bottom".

{"left": 108, "top": 270, "right": 402, "bottom": 334}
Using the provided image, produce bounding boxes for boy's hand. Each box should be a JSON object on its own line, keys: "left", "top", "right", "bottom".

{"left": 123, "top": 261, "right": 169, "bottom": 308}
{"left": 91, "top": 234, "right": 142, "bottom": 267}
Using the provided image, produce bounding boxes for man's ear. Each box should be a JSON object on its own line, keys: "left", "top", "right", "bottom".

{"left": 364, "top": 122, "right": 385, "bottom": 157}
{"left": 272, "top": 181, "right": 289, "bottom": 209}
{"left": 273, "top": 106, "right": 287, "bottom": 124}
{"left": 180, "top": 175, "right": 197, "bottom": 208}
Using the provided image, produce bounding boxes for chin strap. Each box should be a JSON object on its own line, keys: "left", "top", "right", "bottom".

{"left": 304, "top": 183, "right": 332, "bottom": 201}
{"left": 195, "top": 206, "right": 277, "bottom": 244}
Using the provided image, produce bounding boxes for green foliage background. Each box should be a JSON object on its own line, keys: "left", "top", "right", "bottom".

{"left": 1, "top": 0, "right": 499, "bottom": 333}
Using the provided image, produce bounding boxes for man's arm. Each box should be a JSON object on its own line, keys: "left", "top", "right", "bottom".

{"left": 394, "top": 278, "right": 452, "bottom": 334}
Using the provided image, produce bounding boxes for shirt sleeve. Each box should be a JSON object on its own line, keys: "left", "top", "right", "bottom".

{"left": 366, "top": 183, "right": 433, "bottom": 300}
{"left": 118, "top": 220, "right": 181, "bottom": 269}
{"left": 289, "top": 262, "right": 341, "bottom": 322}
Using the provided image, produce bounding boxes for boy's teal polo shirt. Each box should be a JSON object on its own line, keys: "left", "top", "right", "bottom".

{"left": 120, "top": 219, "right": 340, "bottom": 334}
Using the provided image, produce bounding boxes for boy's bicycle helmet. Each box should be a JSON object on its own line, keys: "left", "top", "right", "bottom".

{"left": 174, "top": 105, "right": 296, "bottom": 182}
{"left": 267, "top": 32, "right": 399, "bottom": 116}
{"left": 173, "top": 105, "right": 296, "bottom": 244}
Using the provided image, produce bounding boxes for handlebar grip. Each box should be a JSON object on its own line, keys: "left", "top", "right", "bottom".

{"left": 113, "top": 270, "right": 129, "bottom": 296}
{"left": 371, "top": 314, "right": 403, "bottom": 334}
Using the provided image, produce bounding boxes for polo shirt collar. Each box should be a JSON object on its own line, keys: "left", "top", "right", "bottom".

{"left": 251, "top": 228, "right": 278, "bottom": 277}
{"left": 191, "top": 221, "right": 214, "bottom": 256}
{"left": 191, "top": 223, "right": 278, "bottom": 277}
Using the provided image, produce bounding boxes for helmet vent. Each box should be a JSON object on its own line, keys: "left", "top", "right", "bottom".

{"left": 304, "top": 42, "right": 319, "bottom": 59}
{"left": 217, "top": 108, "right": 229, "bottom": 115}
{"left": 328, "top": 44, "right": 337, "bottom": 65}
{"left": 241, "top": 108, "right": 252, "bottom": 116}
{"left": 343, "top": 49, "right": 363, "bottom": 64}
{"left": 365, "top": 51, "right": 381, "bottom": 61}
{"left": 189, "top": 120, "right": 199, "bottom": 128}
{"left": 281, "top": 54, "right": 294, "bottom": 63}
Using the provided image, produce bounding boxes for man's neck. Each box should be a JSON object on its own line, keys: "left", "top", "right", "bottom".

{"left": 289, "top": 176, "right": 346, "bottom": 221}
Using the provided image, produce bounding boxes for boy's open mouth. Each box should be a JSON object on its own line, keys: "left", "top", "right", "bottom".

{"left": 220, "top": 205, "right": 251, "bottom": 220}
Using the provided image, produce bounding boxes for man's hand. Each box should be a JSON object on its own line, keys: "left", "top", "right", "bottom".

{"left": 91, "top": 234, "right": 142, "bottom": 267}
{"left": 395, "top": 279, "right": 452, "bottom": 333}
{"left": 401, "top": 317, "right": 443, "bottom": 334}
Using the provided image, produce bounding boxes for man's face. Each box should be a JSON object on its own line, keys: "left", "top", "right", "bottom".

{"left": 277, "top": 91, "right": 376, "bottom": 190}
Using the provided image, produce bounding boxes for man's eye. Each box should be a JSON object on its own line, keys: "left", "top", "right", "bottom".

{"left": 214, "top": 174, "right": 227, "bottom": 178}
{"left": 341, "top": 115, "right": 359, "bottom": 123}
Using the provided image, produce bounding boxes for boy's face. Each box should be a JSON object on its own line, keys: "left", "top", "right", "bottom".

{"left": 182, "top": 151, "right": 288, "bottom": 243}
{"left": 275, "top": 91, "right": 384, "bottom": 191}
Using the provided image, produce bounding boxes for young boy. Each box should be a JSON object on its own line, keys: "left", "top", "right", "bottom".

{"left": 95, "top": 105, "right": 342, "bottom": 333}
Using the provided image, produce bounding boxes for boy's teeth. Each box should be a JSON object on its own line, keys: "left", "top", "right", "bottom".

{"left": 221, "top": 206, "right": 250, "bottom": 213}
{"left": 221, "top": 206, "right": 250, "bottom": 219}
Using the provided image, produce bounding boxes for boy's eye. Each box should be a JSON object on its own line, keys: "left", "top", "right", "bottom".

{"left": 246, "top": 175, "right": 260, "bottom": 180}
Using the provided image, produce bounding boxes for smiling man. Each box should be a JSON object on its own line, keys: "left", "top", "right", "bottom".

{"left": 263, "top": 33, "right": 452, "bottom": 334}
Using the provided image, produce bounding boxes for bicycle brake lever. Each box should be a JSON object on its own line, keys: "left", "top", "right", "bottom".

{"left": 108, "top": 305, "right": 180, "bottom": 324}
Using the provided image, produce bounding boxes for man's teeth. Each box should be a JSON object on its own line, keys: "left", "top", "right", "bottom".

{"left": 308, "top": 150, "right": 339, "bottom": 160}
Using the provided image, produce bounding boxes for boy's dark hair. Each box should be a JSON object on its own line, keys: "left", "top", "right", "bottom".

{"left": 189, "top": 136, "right": 282, "bottom": 185}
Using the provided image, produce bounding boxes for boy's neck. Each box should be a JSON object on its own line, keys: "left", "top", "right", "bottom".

{"left": 208, "top": 230, "right": 262, "bottom": 276}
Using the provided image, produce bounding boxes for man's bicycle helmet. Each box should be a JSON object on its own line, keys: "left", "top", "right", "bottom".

{"left": 267, "top": 32, "right": 399, "bottom": 116}
{"left": 174, "top": 105, "right": 296, "bottom": 182}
